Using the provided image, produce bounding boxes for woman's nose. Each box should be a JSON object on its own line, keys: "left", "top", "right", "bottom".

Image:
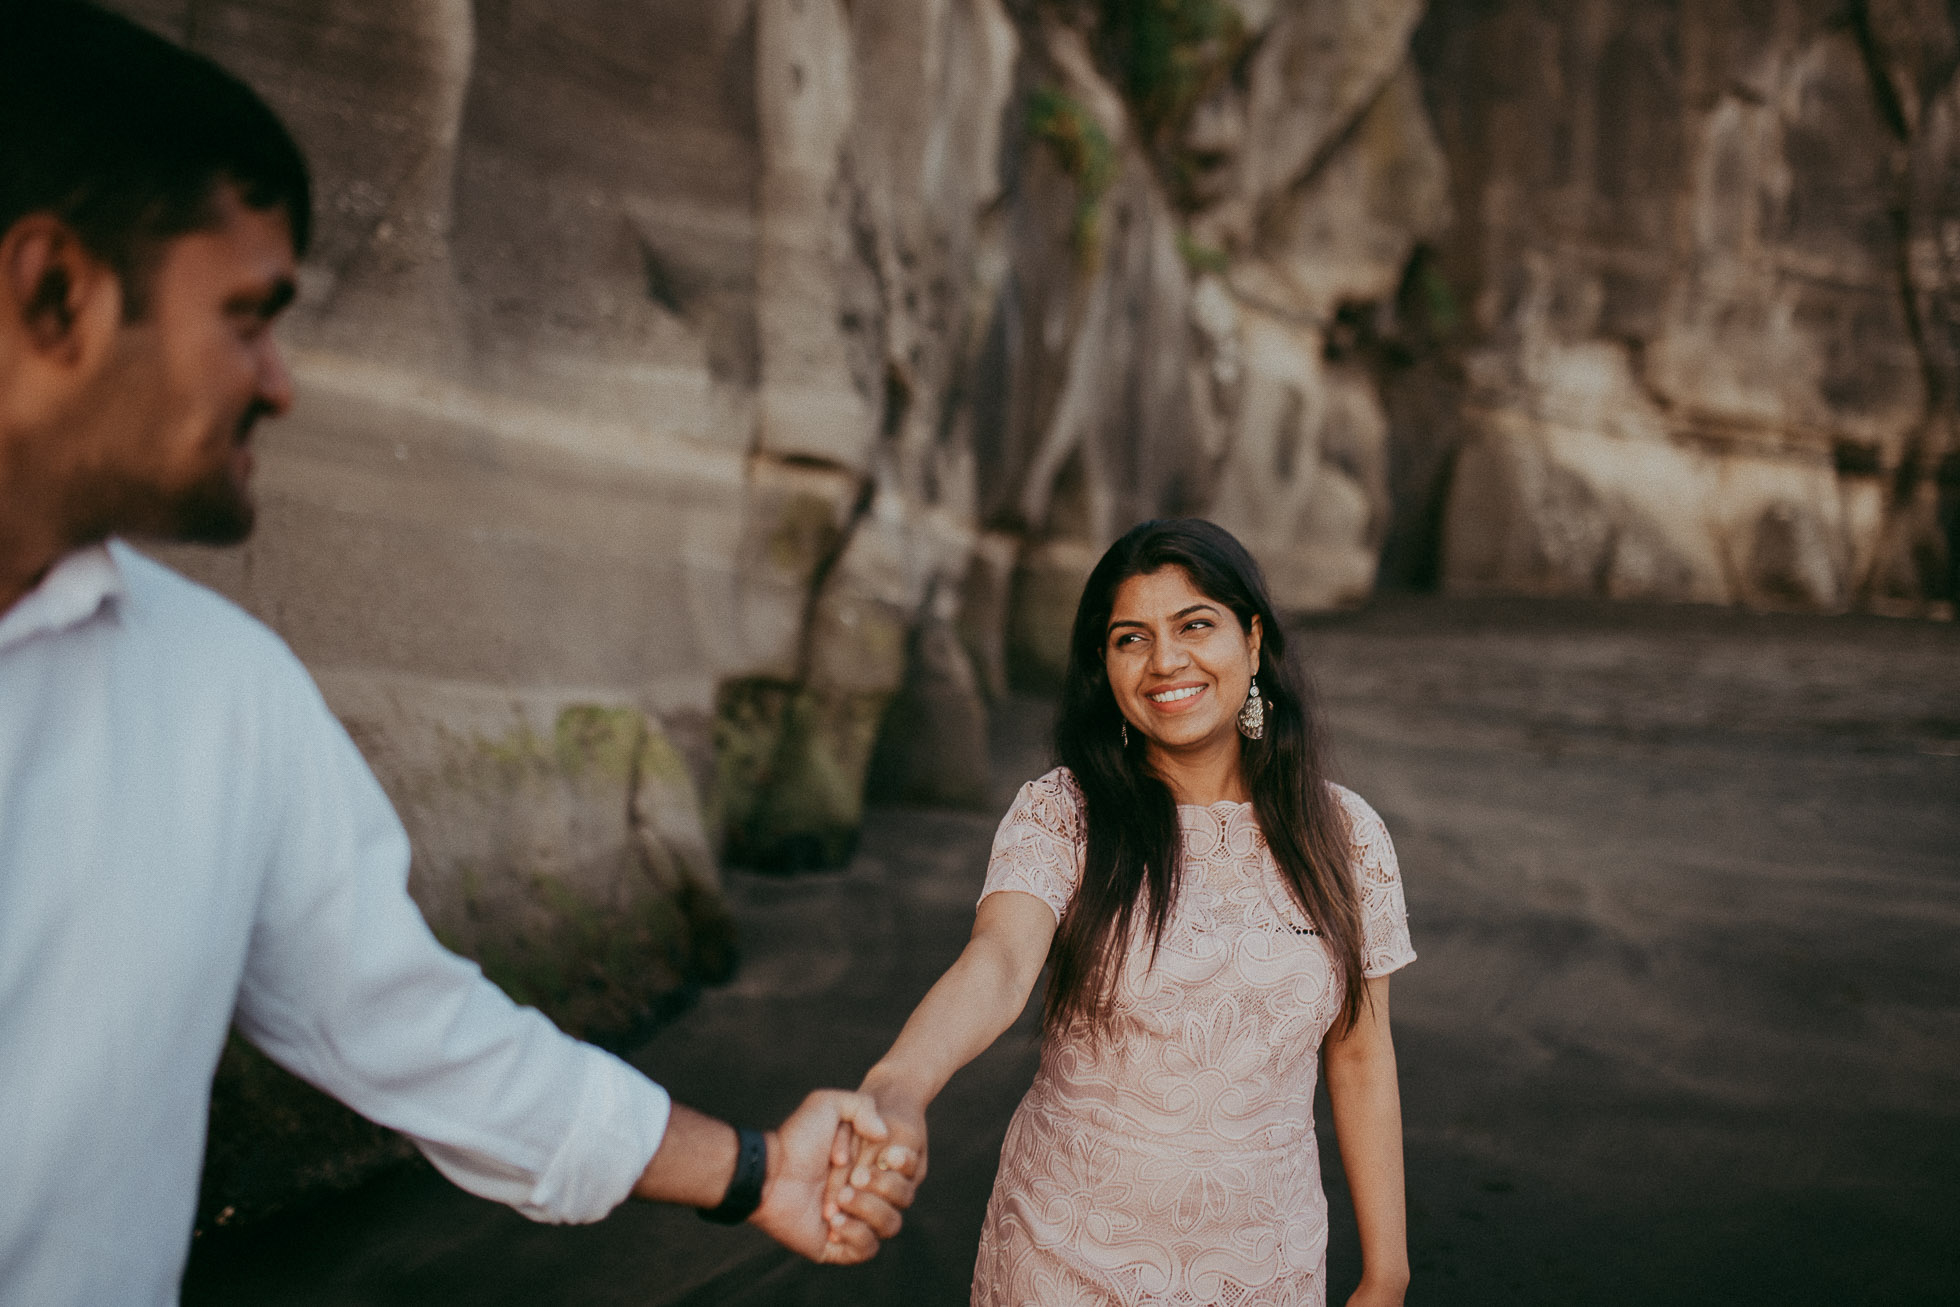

{"left": 1147, "top": 636, "right": 1188, "bottom": 674}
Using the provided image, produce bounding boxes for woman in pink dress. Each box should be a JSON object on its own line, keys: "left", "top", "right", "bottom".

{"left": 838, "top": 519, "right": 1414, "bottom": 1306}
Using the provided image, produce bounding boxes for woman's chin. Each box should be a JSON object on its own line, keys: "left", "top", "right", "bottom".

{"left": 1141, "top": 720, "right": 1234, "bottom": 754}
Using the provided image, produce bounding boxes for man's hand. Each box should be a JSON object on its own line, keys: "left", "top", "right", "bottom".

{"left": 751, "top": 1090, "right": 916, "bottom": 1264}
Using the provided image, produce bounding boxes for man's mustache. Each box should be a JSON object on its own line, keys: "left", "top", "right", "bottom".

{"left": 234, "top": 398, "right": 279, "bottom": 447}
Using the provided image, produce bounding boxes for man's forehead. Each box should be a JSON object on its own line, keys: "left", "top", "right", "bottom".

{"left": 164, "top": 187, "right": 297, "bottom": 286}
{"left": 208, "top": 186, "right": 296, "bottom": 258}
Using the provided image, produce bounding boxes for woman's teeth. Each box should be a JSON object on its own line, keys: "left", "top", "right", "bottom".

{"left": 1149, "top": 686, "right": 1203, "bottom": 703}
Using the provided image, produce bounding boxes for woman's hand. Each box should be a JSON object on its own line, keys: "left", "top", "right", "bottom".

{"left": 822, "top": 1083, "right": 928, "bottom": 1245}
{"left": 857, "top": 1087, "right": 929, "bottom": 1189}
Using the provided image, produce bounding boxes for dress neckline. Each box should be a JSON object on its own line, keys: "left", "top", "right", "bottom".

{"left": 1174, "top": 797, "right": 1253, "bottom": 813}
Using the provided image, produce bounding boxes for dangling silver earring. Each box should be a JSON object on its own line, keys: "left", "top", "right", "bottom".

{"left": 1238, "top": 676, "right": 1265, "bottom": 740}
{"left": 1121, "top": 722, "right": 1130, "bottom": 747}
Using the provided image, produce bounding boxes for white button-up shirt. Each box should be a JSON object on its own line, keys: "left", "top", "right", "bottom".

{"left": 0, "top": 542, "right": 673, "bottom": 1305}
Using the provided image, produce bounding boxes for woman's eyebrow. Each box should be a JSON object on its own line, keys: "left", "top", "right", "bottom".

{"left": 1107, "top": 602, "right": 1219, "bottom": 634}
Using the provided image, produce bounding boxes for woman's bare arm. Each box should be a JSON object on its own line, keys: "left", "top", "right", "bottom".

{"left": 1323, "top": 974, "right": 1410, "bottom": 1306}
{"left": 833, "top": 891, "right": 1058, "bottom": 1201}
{"left": 862, "top": 890, "right": 1057, "bottom": 1107}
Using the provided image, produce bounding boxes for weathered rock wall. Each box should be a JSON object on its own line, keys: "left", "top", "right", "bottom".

{"left": 1412, "top": 0, "right": 1960, "bottom": 615}
{"left": 120, "top": 0, "right": 1449, "bottom": 886}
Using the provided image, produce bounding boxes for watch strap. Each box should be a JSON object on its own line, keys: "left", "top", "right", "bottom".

{"left": 698, "top": 1126, "right": 767, "bottom": 1225}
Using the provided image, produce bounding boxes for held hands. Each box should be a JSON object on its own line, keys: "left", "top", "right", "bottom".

{"left": 753, "top": 1089, "right": 919, "bottom": 1265}
{"left": 821, "top": 1081, "right": 929, "bottom": 1258}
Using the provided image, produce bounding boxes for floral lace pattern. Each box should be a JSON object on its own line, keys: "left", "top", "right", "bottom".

{"left": 972, "top": 768, "right": 1414, "bottom": 1307}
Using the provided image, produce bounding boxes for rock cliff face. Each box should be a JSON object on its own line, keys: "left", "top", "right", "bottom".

{"left": 979, "top": 1, "right": 1448, "bottom": 673}
{"left": 1414, "top": 0, "right": 1959, "bottom": 615}
{"left": 122, "top": 0, "right": 1448, "bottom": 890}
{"left": 100, "top": 0, "right": 1956, "bottom": 1224}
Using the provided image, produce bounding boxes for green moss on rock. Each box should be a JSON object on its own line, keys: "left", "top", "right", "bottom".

{"left": 1177, "top": 232, "right": 1230, "bottom": 275}
{"left": 714, "top": 678, "right": 893, "bottom": 871}
{"left": 552, "top": 704, "right": 645, "bottom": 780}
{"left": 468, "top": 704, "right": 645, "bottom": 783}
{"left": 1006, "top": 542, "right": 1095, "bottom": 692}
{"left": 766, "top": 492, "right": 847, "bottom": 577}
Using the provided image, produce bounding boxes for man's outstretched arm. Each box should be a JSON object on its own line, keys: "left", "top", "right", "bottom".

{"left": 231, "top": 655, "right": 915, "bottom": 1256}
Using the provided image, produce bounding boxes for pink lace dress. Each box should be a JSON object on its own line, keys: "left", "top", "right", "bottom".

{"left": 971, "top": 768, "right": 1415, "bottom": 1307}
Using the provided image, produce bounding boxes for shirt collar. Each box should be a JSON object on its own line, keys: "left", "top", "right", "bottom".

{"left": 0, "top": 542, "right": 127, "bottom": 655}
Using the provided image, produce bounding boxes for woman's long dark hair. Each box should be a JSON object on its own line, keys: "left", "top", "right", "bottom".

{"left": 1044, "top": 519, "right": 1368, "bottom": 1039}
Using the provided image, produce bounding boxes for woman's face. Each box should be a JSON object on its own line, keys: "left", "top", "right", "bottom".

{"left": 1104, "top": 565, "right": 1262, "bottom": 757}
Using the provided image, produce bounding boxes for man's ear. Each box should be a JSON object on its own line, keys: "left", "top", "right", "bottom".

{"left": 3, "top": 215, "right": 120, "bottom": 357}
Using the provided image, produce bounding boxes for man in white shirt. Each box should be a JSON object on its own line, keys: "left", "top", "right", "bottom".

{"left": 0, "top": 5, "right": 918, "bottom": 1302}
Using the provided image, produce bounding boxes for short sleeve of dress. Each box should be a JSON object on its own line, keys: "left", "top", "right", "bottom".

{"left": 978, "top": 768, "right": 1087, "bottom": 922}
{"left": 1333, "top": 785, "right": 1416, "bottom": 978}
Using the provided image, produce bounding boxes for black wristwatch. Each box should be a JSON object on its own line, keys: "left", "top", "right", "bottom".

{"left": 698, "top": 1126, "right": 768, "bottom": 1225}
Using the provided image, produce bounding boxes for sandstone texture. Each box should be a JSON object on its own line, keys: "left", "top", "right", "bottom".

{"left": 1414, "top": 0, "right": 1960, "bottom": 615}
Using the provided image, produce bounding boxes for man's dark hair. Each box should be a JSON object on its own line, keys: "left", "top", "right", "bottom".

{"left": 0, "top": 0, "right": 312, "bottom": 317}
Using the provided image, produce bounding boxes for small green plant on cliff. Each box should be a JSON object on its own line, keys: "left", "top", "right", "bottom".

{"left": 1096, "top": 0, "right": 1245, "bottom": 143}
{"left": 1027, "top": 85, "right": 1117, "bottom": 263}
{"left": 1397, "top": 246, "right": 1462, "bottom": 344}
{"left": 1176, "top": 231, "right": 1229, "bottom": 275}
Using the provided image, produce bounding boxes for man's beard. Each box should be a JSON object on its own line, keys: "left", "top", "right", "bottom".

{"left": 166, "top": 458, "right": 255, "bottom": 545}
{"left": 71, "top": 422, "right": 260, "bottom": 548}
{"left": 157, "top": 404, "right": 273, "bottom": 546}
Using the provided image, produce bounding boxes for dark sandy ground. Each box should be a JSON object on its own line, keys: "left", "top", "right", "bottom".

{"left": 183, "top": 597, "right": 1960, "bottom": 1306}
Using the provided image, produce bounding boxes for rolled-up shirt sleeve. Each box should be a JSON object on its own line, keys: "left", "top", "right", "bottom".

{"left": 230, "top": 664, "right": 670, "bottom": 1224}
